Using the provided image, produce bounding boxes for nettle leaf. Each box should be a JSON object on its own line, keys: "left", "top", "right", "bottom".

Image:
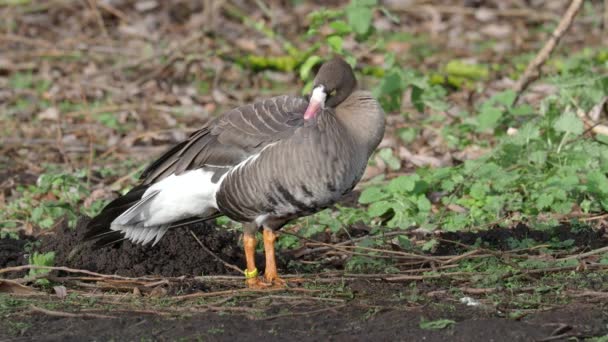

{"left": 511, "top": 123, "right": 540, "bottom": 145}
{"left": 529, "top": 150, "right": 547, "bottom": 166}
{"left": 587, "top": 171, "right": 608, "bottom": 195}
{"left": 411, "top": 85, "right": 424, "bottom": 112}
{"left": 367, "top": 200, "right": 393, "bottom": 217}
{"left": 373, "top": 69, "right": 404, "bottom": 112}
{"left": 600, "top": 148, "right": 608, "bottom": 172}
{"left": 469, "top": 183, "right": 490, "bottom": 200}
{"left": 346, "top": 0, "right": 376, "bottom": 36}
{"left": 329, "top": 20, "right": 351, "bottom": 35}
{"left": 553, "top": 111, "right": 584, "bottom": 135}
{"left": 417, "top": 195, "right": 432, "bottom": 212}
{"left": 378, "top": 148, "right": 401, "bottom": 170}
{"left": 388, "top": 174, "right": 420, "bottom": 193}
{"left": 492, "top": 89, "right": 517, "bottom": 107}
{"left": 536, "top": 193, "right": 554, "bottom": 210}
{"left": 510, "top": 104, "right": 534, "bottom": 116}
{"left": 476, "top": 105, "right": 503, "bottom": 132}
{"left": 327, "top": 35, "right": 343, "bottom": 54}
{"left": 358, "top": 186, "right": 387, "bottom": 204}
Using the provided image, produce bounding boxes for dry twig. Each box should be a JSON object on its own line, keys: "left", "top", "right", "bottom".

{"left": 188, "top": 229, "right": 243, "bottom": 274}
{"left": 512, "top": 0, "right": 585, "bottom": 102}
{"left": 30, "top": 305, "right": 116, "bottom": 319}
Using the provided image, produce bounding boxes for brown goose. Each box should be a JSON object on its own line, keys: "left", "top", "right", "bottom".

{"left": 85, "top": 57, "right": 385, "bottom": 288}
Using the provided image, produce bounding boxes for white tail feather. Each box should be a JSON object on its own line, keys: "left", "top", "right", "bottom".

{"left": 110, "top": 169, "right": 223, "bottom": 246}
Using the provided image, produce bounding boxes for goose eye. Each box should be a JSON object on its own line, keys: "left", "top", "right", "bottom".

{"left": 329, "top": 89, "right": 337, "bottom": 97}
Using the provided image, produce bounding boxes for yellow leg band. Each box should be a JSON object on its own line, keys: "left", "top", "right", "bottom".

{"left": 244, "top": 268, "right": 258, "bottom": 279}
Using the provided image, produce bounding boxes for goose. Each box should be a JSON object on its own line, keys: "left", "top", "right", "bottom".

{"left": 84, "top": 57, "right": 385, "bottom": 288}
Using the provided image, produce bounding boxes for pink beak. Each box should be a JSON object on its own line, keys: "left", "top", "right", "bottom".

{"left": 304, "top": 100, "right": 322, "bottom": 120}
{"left": 304, "top": 86, "right": 327, "bottom": 121}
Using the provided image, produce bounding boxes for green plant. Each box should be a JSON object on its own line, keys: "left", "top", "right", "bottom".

{"left": 28, "top": 251, "right": 55, "bottom": 285}
{"left": 419, "top": 318, "right": 456, "bottom": 330}
{"left": 0, "top": 168, "right": 110, "bottom": 233}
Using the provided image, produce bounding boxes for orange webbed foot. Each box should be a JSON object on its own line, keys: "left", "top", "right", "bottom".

{"left": 246, "top": 276, "right": 273, "bottom": 289}
{"left": 264, "top": 274, "right": 287, "bottom": 288}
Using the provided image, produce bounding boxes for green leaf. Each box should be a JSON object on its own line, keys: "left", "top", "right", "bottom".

{"left": 358, "top": 187, "right": 387, "bottom": 204}
{"left": 511, "top": 123, "right": 540, "bottom": 145}
{"left": 388, "top": 174, "right": 420, "bottom": 193}
{"left": 346, "top": 0, "right": 376, "bottom": 36}
{"left": 411, "top": 85, "right": 424, "bottom": 112}
{"left": 329, "top": 20, "right": 351, "bottom": 35}
{"left": 510, "top": 104, "right": 534, "bottom": 116}
{"left": 352, "top": 0, "right": 377, "bottom": 6}
{"left": 476, "top": 106, "right": 502, "bottom": 131}
{"left": 378, "top": 148, "right": 401, "bottom": 171}
{"left": 327, "top": 35, "right": 343, "bottom": 54}
{"left": 492, "top": 89, "right": 517, "bottom": 107}
{"left": 367, "top": 200, "right": 393, "bottom": 217}
{"left": 398, "top": 127, "right": 418, "bottom": 144}
{"left": 536, "top": 193, "right": 554, "bottom": 210}
{"left": 421, "top": 239, "right": 438, "bottom": 252}
{"left": 553, "top": 111, "right": 584, "bottom": 135}
{"left": 396, "top": 236, "right": 411, "bottom": 249}
{"left": 299, "top": 55, "right": 322, "bottom": 80}
{"left": 417, "top": 195, "right": 432, "bottom": 212}
{"left": 469, "top": 182, "right": 488, "bottom": 200}
{"left": 445, "top": 60, "right": 489, "bottom": 80}
{"left": 587, "top": 171, "right": 608, "bottom": 195}
{"left": 420, "top": 318, "right": 456, "bottom": 330}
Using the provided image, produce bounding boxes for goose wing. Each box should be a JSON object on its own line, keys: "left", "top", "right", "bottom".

{"left": 141, "top": 95, "right": 308, "bottom": 183}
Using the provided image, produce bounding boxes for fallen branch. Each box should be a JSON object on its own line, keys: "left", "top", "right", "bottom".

{"left": 172, "top": 287, "right": 318, "bottom": 301}
{"left": 512, "top": 0, "right": 585, "bottom": 103}
{"left": 188, "top": 229, "right": 243, "bottom": 274}
{"left": 556, "top": 246, "right": 608, "bottom": 261}
{"left": 259, "top": 304, "right": 347, "bottom": 321}
{"left": 30, "top": 305, "right": 116, "bottom": 319}
{"left": 0, "top": 265, "right": 161, "bottom": 281}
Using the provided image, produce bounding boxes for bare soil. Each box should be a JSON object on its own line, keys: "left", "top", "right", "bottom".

{"left": 1, "top": 219, "right": 608, "bottom": 341}
{"left": 1, "top": 287, "right": 606, "bottom": 341}
{"left": 40, "top": 217, "right": 244, "bottom": 278}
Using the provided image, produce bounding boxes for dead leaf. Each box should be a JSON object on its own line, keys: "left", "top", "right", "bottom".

{"left": 447, "top": 204, "right": 468, "bottom": 213}
{"left": 399, "top": 147, "right": 445, "bottom": 168}
{"left": 588, "top": 96, "right": 608, "bottom": 122}
{"left": 84, "top": 188, "right": 114, "bottom": 208}
{"left": 38, "top": 107, "right": 60, "bottom": 121}
{"left": 149, "top": 286, "right": 167, "bottom": 298}
{"left": 53, "top": 285, "right": 68, "bottom": 299}
{"left": 474, "top": 8, "right": 497, "bottom": 22}
{"left": 135, "top": 1, "right": 159, "bottom": 12}
{"left": 481, "top": 24, "right": 512, "bottom": 39}
{"left": 0, "top": 280, "right": 39, "bottom": 295}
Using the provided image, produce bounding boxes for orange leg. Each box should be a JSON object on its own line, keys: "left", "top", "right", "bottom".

{"left": 263, "top": 228, "right": 286, "bottom": 287}
{"left": 243, "top": 232, "right": 267, "bottom": 288}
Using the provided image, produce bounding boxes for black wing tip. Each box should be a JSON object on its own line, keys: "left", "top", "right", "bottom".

{"left": 83, "top": 184, "right": 150, "bottom": 244}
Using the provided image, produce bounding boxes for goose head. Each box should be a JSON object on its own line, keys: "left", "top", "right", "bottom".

{"left": 304, "top": 57, "right": 357, "bottom": 120}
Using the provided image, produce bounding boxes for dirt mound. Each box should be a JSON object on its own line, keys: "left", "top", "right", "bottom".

{"left": 0, "top": 234, "right": 33, "bottom": 278}
{"left": 38, "top": 217, "right": 245, "bottom": 277}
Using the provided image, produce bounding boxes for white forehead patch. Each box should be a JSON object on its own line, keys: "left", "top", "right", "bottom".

{"left": 311, "top": 86, "right": 327, "bottom": 106}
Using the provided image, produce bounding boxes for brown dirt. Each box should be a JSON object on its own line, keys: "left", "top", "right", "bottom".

{"left": 0, "top": 234, "right": 33, "bottom": 279}
{"left": 37, "top": 217, "right": 245, "bottom": 278}
{"left": 1, "top": 289, "right": 606, "bottom": 341}
{"left": 435, "top": 223, "right": 608, "bottom": 254}
{"left": 2, "top": 221, "right": 607, "bottom": 341}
